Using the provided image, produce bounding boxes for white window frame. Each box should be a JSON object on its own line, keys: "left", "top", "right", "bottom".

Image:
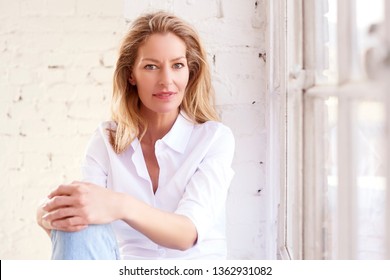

{"left": 268, "top": 0, "right": 390, "bottom": 259}
{"left": 266, "top": 0, "right": 288, "bottom": 259}
{"left": 304, "top": 0, "right": 390, "bottom": 260}
{"left": 386, "top": 2, "right": 390, "bottom": 259}
{"left": 267, "top": 0, "right": 305, "bottom": 260}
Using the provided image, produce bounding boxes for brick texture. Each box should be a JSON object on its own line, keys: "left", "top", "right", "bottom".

{"left": 0, "top": 0, "right": 268, "bottom": 259}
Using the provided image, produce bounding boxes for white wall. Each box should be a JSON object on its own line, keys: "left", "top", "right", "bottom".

{"left": 0, "top": 0, "right": 269, "bottom": 259}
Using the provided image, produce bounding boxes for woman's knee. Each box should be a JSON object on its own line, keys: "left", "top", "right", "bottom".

{"left": 51, "top": 224, "right": 120, "bottom": 260}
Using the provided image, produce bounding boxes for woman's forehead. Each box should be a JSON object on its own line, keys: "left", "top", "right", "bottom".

{"left": 137, "top": 33, "right": 187, "bottom": 57}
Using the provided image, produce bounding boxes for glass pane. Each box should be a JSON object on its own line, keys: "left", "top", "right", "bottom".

{"left": 316, "top": 0, "right": 338, "bottom": 84}
{"left": 323, "top": 96, "right": 338, "bottom": 259}
{"left": 354, "top": 100, "right": 386, "bottom": 259}
{"left": 355, "top": 0, "right": 385, "bottom": 80}
{"left": 286, "top": 92, "right": 303, "bottom": 259}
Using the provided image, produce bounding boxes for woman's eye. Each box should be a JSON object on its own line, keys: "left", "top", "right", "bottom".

{"left": 173, "top": 63, "right": 185, "bottom": 69}
{"left": 144, "top": 64, "right": 157, "bottom": 70}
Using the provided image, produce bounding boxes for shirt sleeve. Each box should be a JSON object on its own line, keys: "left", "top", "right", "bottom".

{"left": 81, "top": 124, "right": 110, "bottom": 188}
{"left": 174, "top": 124, "right": 235, "bottom": 243}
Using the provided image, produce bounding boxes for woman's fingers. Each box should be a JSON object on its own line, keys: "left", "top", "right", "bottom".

{"left": 42, "top": 207, "right": 80, "bottom": 224}
{"left": 47, "top": 183, "right": 82, "bottom": 198}
{"left": 41, "top": 217, "right": 53, "bottom": 230}
{"left": 42, "top": 195, "right": 76, "bottom": 212}
{"left": 51, "top": 216, "right": 88, "bottom": 232}
{"left": 44, "top": 182, "right": 93, "bottom": 212}
{"left": 58, "top": 225, "right": 88, "bottom": 232}
{"left": 43, "top": 210, "right": 88, "bottom": 232}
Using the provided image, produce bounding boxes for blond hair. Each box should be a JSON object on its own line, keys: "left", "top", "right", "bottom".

{"left": 110, "top": 11, "right": 219, "bottom": 153}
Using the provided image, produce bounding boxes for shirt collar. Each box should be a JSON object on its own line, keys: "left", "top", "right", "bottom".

{"left": 129, "top": 111, "right": 195, "bottom": 154}
{"left": 160, "top": 111, "right": 194, "bottom": 154}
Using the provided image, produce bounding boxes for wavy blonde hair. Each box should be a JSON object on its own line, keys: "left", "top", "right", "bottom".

{"left": 110, "top": 11, "right": 219, "bottom": 153}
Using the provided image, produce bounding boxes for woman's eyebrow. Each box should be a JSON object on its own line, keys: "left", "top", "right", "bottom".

{"left": 141, "top": 56, "right": 187, "bottom": 63}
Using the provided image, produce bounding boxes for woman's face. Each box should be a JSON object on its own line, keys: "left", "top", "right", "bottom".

{"left": 131, "top": 32, "right": 189, "bottom": 117}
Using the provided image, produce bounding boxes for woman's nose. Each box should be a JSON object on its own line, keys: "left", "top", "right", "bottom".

{"left": 159, "top": 66, "right": 173, "bottom": 86}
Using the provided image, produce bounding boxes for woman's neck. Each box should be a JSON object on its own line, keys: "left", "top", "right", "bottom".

{"left": 141, "top": 108, "right": 179, "bottom": 145}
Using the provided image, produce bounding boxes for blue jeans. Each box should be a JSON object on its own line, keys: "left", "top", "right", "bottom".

{"left": 51, "top": 224, "right": 120, "bottom": 260}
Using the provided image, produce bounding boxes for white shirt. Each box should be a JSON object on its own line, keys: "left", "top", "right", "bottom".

{"left": 81, "top": 112, "right": 235, "bottom": 259}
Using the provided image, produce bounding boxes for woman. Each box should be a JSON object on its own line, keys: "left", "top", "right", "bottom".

{"left": 37, "top": 11, "right": 235, "bottom": 260}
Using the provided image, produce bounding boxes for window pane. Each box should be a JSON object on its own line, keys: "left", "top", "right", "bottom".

{"left": 316, "top": 0, "right": 338, "bottom": 84}
{"left": 354, "top": 100, "right": 386, "bottom": 259}
{"left": 323, "top": 96, "right": 338, "bottom": 259}
{"left": 355, "top": 0, "right": 385, "bottom": 80}
{"left": 286, "top": 92, "right": 303, "bottom": 259}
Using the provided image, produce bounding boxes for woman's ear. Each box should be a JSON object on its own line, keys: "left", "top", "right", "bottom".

{"left": 129, "top": 75, "right": 136, "bottom": 86}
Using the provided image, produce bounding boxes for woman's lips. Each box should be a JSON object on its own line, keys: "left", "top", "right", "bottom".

{"left": 153, "top": 91, "right": 176, "bottom": 99}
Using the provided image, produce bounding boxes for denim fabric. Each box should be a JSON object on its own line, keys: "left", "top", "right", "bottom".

{"left": 51, "top": 224, "right": 120, "bottom": 260}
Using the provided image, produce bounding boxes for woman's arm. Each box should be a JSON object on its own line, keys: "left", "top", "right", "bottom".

{"left": 42, "top": 181, "right": 197, "bottom": 251}
{"left": 118, "top": 193, "right": 197, "bottom": 251}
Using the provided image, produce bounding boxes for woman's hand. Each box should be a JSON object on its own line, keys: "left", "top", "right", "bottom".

{"left": 36, "top": 198, "right": 53, "bottom": 236}
{"left": 41, "top": 181, "right": 119, "bottom": 232}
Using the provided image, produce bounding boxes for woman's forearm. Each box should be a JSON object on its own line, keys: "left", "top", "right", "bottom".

{"left": 40, "top": 182, "right": 197, "bottom": 250}
{"left": 117, "top": 194, "right": 197, "bottom": 251}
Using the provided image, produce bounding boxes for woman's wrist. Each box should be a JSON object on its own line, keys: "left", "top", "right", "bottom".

{"left": 114, "top": 192, "right": 135, "bottom": 222}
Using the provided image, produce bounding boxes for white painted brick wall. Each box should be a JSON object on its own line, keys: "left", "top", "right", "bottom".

{"left": 0, "top": 0, "right": 269, "bottom": 259}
